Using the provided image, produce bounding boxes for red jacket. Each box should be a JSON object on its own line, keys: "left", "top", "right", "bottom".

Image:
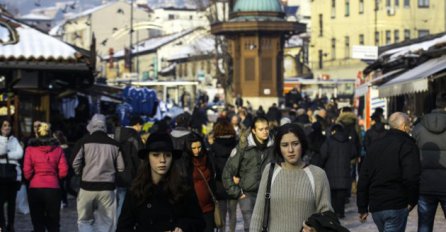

{"left": 192, "top": 156, "right": 214, "bottom": 213}
{"left": 23, "top": 138, "right": 68, "bottom": 189}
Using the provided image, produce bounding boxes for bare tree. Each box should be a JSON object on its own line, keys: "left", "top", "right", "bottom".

{"left": 192, "top": 0, "right": 233, "bottom": 104}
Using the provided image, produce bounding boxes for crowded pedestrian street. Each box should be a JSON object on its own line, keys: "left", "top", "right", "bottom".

{"left": 3, "top": 1, "right": 446, "bottom": 232}
{"left": 12, "top": 194, "right": 446, "bottom": 232}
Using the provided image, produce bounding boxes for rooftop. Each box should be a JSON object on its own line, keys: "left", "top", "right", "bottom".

{"left": 0, "top": 13, "right": 80, "bottom": 62}
{"left": 233, "top": 0, "right": 284, "bottom": 13}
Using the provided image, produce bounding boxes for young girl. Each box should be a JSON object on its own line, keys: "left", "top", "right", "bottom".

{"left": 117, "top": 132, "right": 205, "bottom": 232}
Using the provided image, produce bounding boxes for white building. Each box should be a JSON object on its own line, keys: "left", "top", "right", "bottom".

{"left": 150, "top": 7, "right": 210, "bottom": 34}
{"left": 50, "top": 1, "right": 154, "bottom": 57}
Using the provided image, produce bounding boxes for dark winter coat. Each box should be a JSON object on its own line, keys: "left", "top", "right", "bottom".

{"left": 320, "top": 131, "right": 357, "bottom": 190}
{"left": 357, "top": 129, "right": 421, "bottom": 214}
{"left": 209, "top": 135, "right": 238, "bottom": 200}
{"left": 364, "top": 122, "right": 387, "bottom": 151}
{"left": 307, "top": 123, "right": 326, "bottom": 166}
{"left": 115, "top": 127, "right": 143, "bottom": 187}
{"left": 266, "top": 106, "right": 282, "bottom": 123}
{"left": 314, "top": 115, "right": 329, "bottom": 133}
{"left": 170, "top": 127, "right": 192, "bottom": 150}
{"left": 222, "top": 133, "right": 274, "bottom": 198}
{"left": 412, "top": 109, "right": 446, "bottom": 196}
{"left": 117, "top": 186, "right": 205, "bottom": 232}
{"left": 336, "top": 112, "right": 362, "bottom": 155}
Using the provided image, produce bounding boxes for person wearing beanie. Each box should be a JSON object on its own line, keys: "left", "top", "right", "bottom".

{"left": 72, "top": 114, "right": 124, "bottom": 232}
{"left": 413, "top": 92, "right": 446, "bottom": 232}
{"left": 23, "top": 122, "right": 68, "bottom": 232}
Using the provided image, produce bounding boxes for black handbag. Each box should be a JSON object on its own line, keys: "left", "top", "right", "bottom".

{"left": 305, "top": 211, "right": 350, "bottom": 232}
{"left": 262, "top": 162, "right": 275, "bottom": 232}
{"left": 0, "top": 153, "right": 17, "bottom": 183}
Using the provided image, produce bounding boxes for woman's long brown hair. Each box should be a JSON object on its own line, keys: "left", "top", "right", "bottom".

{"left": 130, "top": 157, "right": 189, "bottom": 205}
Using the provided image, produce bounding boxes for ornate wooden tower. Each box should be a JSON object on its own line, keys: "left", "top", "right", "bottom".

{"left": 212, "top": 0, "right": 305, "bottom": 108}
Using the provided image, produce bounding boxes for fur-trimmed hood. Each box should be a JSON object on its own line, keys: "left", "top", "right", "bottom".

{"left": 27, "top": 137, "right": 60, "bottom": 153}
{"left": 336, "top": 112, "right": 358, "bottom": 126}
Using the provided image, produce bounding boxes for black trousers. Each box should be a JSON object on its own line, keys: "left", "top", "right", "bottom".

{"left": 0, "top": 181, "right": 19, "bottom": 229}
{"left": 331, "top": 189, "right": 347, "bottom": 218}
{"left": 28, "top": 188, "right": 61, "bottom": 232}
{"left": 203, "top": 211, "right": 215, "bottom": 232}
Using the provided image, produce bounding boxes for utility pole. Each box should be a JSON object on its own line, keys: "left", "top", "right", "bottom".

{"left": 129, "top": 0, "right": 134, "bottom": 72}
{"left": 375, "top": 0, "right": 378, "bottom": 46}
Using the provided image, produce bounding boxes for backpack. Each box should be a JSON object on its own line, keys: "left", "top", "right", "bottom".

{"left": 114, "top": 127, "right": 140, "bottom": 187}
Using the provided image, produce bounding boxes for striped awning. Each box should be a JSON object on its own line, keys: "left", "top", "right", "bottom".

{"left": 379, "top": 55, "right": 446, "bottom": 97}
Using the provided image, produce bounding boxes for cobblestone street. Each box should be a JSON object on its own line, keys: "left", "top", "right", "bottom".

{"left": 12, "top": 194, "right": 446, "bottom": 232}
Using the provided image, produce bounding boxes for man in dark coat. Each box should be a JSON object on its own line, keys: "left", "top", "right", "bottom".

{"left": 364, "top": 113, "right": 387, "bottom": 151}
{"left": 321, "top": 124, "right": 357, "bottom": 218}
{"left": 114, "top": 115, "right": 144, "bottom": 218}
{"left": 314, "top": 108, "right": 329, "bottom": 135}
{"left": 357, "top": 112, "right": 421, "bottom": 232}
{"left": 266, "top": 103, "right": 282, "bottom": 123}
{"left": 412, "top": 92, "right": 446, "bottom": 232}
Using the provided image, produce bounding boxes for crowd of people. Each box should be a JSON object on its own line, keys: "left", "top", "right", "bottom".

{"left": 0, "top": 90, "right": 445, "bottom": 232}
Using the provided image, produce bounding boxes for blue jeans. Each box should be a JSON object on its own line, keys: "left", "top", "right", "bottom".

{"left": 418, "top": 194, "right": 446, "bottom": 232}
{"left": 372, "top": 208, "right": 409, "bottom": 232}
{"left": 239, "top": 192, "right": 256, "bottom": 232}
{"left": 116, "top": 187, "right": 127, "bottom": 219}
{"left": 219, "top": 199, "right": 238, "bottom": 232}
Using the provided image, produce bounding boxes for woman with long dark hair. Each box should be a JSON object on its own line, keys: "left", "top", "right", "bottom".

{"left": 0, "top": 117, "right": 23, "bottom": 232}
{"left": 249, "top": 123, "right": 332, "bottom": 232}
{"left": 23, "top": 122, "right": 68, "bottom": 232}
{"left": 184, "top": 132, "right": 216, "bottom": 232}
{"left": 210, "top": 118, "right": 238, "bottom": 232}
{"left": 117, "top": 132, "right": 205, "bottom": 232}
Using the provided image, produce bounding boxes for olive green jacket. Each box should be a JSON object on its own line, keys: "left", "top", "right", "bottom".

{"left": 222, "top": 133, "right": 274, "bottom": 198}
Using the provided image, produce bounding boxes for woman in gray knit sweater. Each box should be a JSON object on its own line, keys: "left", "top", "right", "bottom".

{"left": 250, "top": 123, "right": 333, "bottom": 232}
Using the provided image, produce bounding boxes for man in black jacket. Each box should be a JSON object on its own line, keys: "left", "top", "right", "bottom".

{"left": 357, "top": 112, "right": 421, "bottom": 232}
{"left": 114, "top": 115, "right": 144, "bottom": 218}
{"left": 412, "top": 92, "right": 446, "bottom": 232}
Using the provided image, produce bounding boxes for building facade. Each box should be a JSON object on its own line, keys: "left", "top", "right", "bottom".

{"left": 54, "top": 1, "right": 153, "bottom": 57}
{"left": 310, "top": 0, "right": 446, "bottom": 80}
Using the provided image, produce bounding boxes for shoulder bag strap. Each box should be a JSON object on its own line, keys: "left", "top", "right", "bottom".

{"left": 262, "top": 162, "right": 275, "bottom": 232}
{"left": 197, "top": 168, "right": 217, "bottom": 204}
{"left": 5, "top": 152, "right": 10, "bottom": 164}
{"left": 303, "top": 165, "right": 315, "bottom": 195}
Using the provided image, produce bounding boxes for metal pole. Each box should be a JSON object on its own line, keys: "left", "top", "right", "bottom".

{"left": 129, "top": 0, "right": 133, "bottom": 72}
{"left": 375, "top": 0, "right": 378, "bottom": 45}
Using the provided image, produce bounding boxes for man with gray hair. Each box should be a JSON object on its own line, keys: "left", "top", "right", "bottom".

{"left": 412, "top": 92, "right": 446, "bottom": 232}
{"left": 72, "top": 114, "right": 124, "bottom": 232}
{"left": 357, "top": 112, "right": 421, "bottom": 232}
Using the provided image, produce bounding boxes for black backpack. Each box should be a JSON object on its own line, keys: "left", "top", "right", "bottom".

{"left": 114, "top": 127, "right": 141, "bottom": 187}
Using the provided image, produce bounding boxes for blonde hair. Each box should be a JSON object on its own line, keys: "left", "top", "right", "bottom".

{"left": 37, "top": 122, "right": 51, "bottom": 138}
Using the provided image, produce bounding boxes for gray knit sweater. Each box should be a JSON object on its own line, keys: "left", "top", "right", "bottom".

{"left": 250, "top": 164, "right": 333, "bottom": 232}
